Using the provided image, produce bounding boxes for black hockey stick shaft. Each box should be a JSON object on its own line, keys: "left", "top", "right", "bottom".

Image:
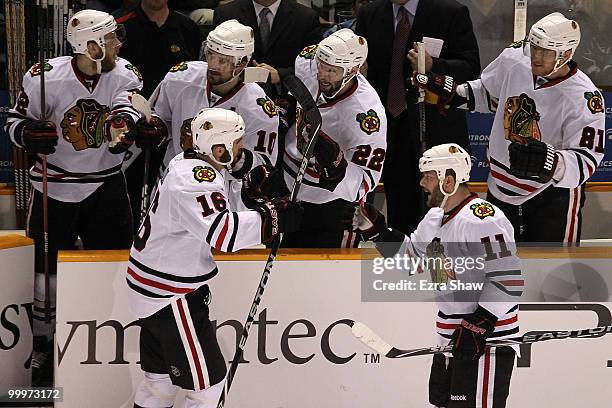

{"left": 216, "top": 75, "right": 321, "bottom": 407}
{"left": 351, "top": 321, "right": 612, "bottom": 359}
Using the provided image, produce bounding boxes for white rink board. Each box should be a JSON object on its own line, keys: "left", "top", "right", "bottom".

{"left": 0, "top": 241, "right": 34, "bottom": 388}
{"left": 56, "top": 258, "right": 612, "bottom": 407}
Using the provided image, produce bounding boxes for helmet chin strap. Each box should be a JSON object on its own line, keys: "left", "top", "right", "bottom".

{"left": 85, "top": 47, "right": 105, "bottom": 74}
{"left": 438, "top": 177, "right": 459, "bottom": 210}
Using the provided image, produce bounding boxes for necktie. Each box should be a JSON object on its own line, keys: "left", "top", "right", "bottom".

{"left": 259, "top": 7, "right": 272, "bottom": 51}
{"left": 386, "top": 7, "right": 412, "bottom": 118}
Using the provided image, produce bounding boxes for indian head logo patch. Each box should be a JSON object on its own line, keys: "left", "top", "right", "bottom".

{"left": 193, "top": 166, "right": 216, "bottom": 183}
{"left": 503, "top": 93, "right": 541, "bottom": 144}
{"left": 60, "top": 99, "right": 110, "bottom": 151}
{"left": 584, "top": 91, "right": 604, "bottom": 114}
{"left": 356, "top": 109, "right": 381, "bottom": 135}
{"left": 256, "top": 97, "right": 278, "bottom": 118}
{"left": 470, "top": 202, "right": 495, "bottom": 220}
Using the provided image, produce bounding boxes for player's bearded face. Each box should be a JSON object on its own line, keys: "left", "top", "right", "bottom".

{"left": 420, "top": 171, "right": 445, "bottom": 208}
{"left": 529, "top": 44, "right": 560, "bottom": 77}
{"left": 206, "top": 49, "right": 238, "bottom": 85}
{"left": 317, "top": 59, "right": 344, "bottom": 97}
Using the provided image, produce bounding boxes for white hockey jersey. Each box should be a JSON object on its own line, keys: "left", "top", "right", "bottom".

{"left": 468, "top": 44, "right": 606, "bottom": 205}
{"left": 401, "top": 195, "right": 522, "bottom": 346}
{"left": 5, "top": 56, "right": 142, "bottom": 202}
{"left": 126, "top": 151, "right": 263, "bottom": 318}
{"left": 284, "top": 46, "right": 387, "bottom": 204}
{"left": 150, "top": 61, "right": 279, "bottom": 171}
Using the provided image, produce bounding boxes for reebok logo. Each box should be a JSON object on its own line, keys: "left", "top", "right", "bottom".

{"left": 450, "top": 394, "right": 467, "bottom": 401}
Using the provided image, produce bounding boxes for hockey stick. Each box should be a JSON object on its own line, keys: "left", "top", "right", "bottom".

{"left": 416, "top": 41, "right": 427, "bottom": 154}
{"left": 216, "top": 75, "right": 321, "bottom": 407}
{"left": 351, "top": 321, "right": 612, "bottom": 359}
{"left": 513, "top": 0, "right": 528, "bottom": 42}
{"left": 38, "top": 0, "right": 51, "bottom": 324}
{"left": 130, "top": 94, "right": 153, "bottom": 224}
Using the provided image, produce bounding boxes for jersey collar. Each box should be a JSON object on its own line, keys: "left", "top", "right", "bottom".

{"left": 533, "top": 60, "right": 578, "bottom": 90}
{"left": 441, "top": 193, "right": 478, "bottom": 226}
{"left": 71, "top": 57, "right": 100, "bottom": 93}
{"left": 317, "top": 77, "right": 359, "bottom": 108}
{"left": 206, "top": 81, "right": 245, "bottom": 107}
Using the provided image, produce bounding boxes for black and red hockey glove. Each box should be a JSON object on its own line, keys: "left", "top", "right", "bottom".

{"left": 105, "top": 112, "right": 135, "bottom": 154}
{"left": 16, "top": 119, "right": 58, "bottom": 155}
{"left": 134, "top": 116, "right": 168, "bottom": 149}
{"left": 314, "top": 131, "right": 347, "bottom": 191}
{"left": 450, "top": 305, "right": 497, "bottom": 360}
{"left": 412, "top": 72, "right": 472, "bottom": 112}
{"left": 241, "top": 164, "right": 290, "bottom": 209}
{"left": 255, "top": 198, "right": 303, "bottom": 243}
{"left": 509, "top": 139, "right": 558, "bottom": 183}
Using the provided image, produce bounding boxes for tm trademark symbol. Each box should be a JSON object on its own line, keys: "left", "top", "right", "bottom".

{"left": 363, "top": 353, "right": 380, "bottom": 364}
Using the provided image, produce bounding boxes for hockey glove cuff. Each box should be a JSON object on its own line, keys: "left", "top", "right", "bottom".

{"left": 256, "top": 198, "right": 303, "bottom": 243}
{"left": 451, "top": 305, "right": 497, "bottom": 360}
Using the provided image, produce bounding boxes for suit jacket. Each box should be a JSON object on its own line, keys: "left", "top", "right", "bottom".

{"left": 213, "top": 0, "right": 321, "bottom": 79}
{"left": 356, "top": 0, "right": 480, "bottom": 152}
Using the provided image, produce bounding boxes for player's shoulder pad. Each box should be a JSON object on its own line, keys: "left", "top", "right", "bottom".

{"left": 298, "top": 44, "right": 318, "bottom": 60}
{"left": 25, "top": 56, "right": 70, "bottom": 82}
{"left": 167, "top": 150, "right": 224, "bottom": 191}
{"left": 112, "top": 57, "right": 144, "bottom": 83}
{"left": 242, "top": 84, "right": 279, "bottom": 119}
{"left": 582, "top": 89, "right": 606, "bottom": 115}
{"left": 165, "top": 60, "right": 206, "bottom": 81}
{"left": 348, "top": 76, "right": 386, "bottom": 136}
{"left": 507, "top": 39, "right": 526, "bottom": 50}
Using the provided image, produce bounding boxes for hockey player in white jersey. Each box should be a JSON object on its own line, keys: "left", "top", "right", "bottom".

{"left": 413, "top": 12, "right": 605, "bottom": 243}
{"left": 283, "top": 29, "right": 387, "bottom": 247}
{"left": 4, "top": 9, "right": 166, "bottom": 382}
{"left": 151, "top": 19, "right": 279, "bottom": 179}
{"left": 127, "top": 108, "right": 302, "bottom": 408}
{"left": 350, "top": 143, "right": 522, "bottom": 408}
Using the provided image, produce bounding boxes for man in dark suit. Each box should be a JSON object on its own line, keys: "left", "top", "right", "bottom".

{"left": 213, "top": 0, "right": 321, "bottom": 92}
{"left": 356, "top": 0, "right": 480, "bottom": 235}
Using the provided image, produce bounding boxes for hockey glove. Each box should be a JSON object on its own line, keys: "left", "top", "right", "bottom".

{"left": 508, "top": 139, "right": 558, "bottom": 183}
{"left": 314, "top": 131, "right": 347, "bottom": 191}
{"left": 105, "top": 113, "right": 135, "bottom": 154}
{"left": 411, "top": 72, "right": 471, "bottom": 113}
{"left": 16, "top": 120, "right": 58, "bottom": 155}
{"left": 451, "top": 305, "right": 497, "bottom": 360}
{"left": 134, "top": 116, "right": 168, "bottom": 149}
{"left": 255, "top": 198, "right": 304, "bottom": 244}
{"left": 275, "top": 94, "right": 297, "bottom": 137}
{"left": 351, "top": 202, "right": 388, "bottom": 242}
{"left": 241, "top": 164, "right": 290, "bottom": 209}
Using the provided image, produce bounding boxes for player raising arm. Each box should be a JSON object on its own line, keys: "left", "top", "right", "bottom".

{"left": 413, "top": 12, "right": 605, "bottom": 242}
{"left": 126, "top": 108, "right": 301, "bottom": 408}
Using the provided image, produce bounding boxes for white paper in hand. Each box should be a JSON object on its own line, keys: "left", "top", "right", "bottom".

{"left": 244, "top": 67, "right": 270, "bottom": 83}
{"left": 422, "top": 36, "right": 444, "bottom": 58}
{"left": 131, "top": 93, "right": 152, "bottom": 121}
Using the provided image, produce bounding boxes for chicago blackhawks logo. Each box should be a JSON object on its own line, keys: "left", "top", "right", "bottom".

{"left": 169, "top": 61, "right": 188, "bottom": 73}
{"left": 193, "top": 165, "right": 216, "bottom": 183}
{"left": 509, "top": 39, "right": 525, "bottom": 49}
{"left": 356, "top": 109, "right": 381, "bottom": 135}
{"left": 470, "top": 202, "right": 495, "bottom": 220}
{"left": 426, "top": 239, "right": 456, "bottom": 284}
{"left": 503, "top": 93, "right": 542, "bottom": 144}
{"left": 256, "top": 97, "right": 278, "bottom": 118}
{"left": 299, "top": 45, "right": 318, "bottom": 60}
{"left": 60, "top": 99, "right": 110, "bottom": 151}
{"left": 584, "top": 91, "right": 604, "bottom": 114}
{"left": 29, "top": 62, "right": 53, "bottom": 77}
{"left": 125, "top": 64, "right": 143, "bottom": 81}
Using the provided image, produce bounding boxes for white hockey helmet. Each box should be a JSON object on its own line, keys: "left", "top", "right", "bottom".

{"left": 419, "top": 143, "right": 471, "bottom": 204}
{"left": 66, "top": 9, "right": 124, "bottom": 73}
{"left": 527, "top": 12, "right": 580, "bottom": 75}
{"left": 315, "top": 28, "right": 368, "bottom": 97}
{"left": 191, "top": 108, "right": 245, "bottom": 166}
{"left": 205, "top": 19, "right": 255, "bottom": 64}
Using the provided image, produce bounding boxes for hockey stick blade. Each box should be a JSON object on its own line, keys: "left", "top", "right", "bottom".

{"left": 216, "top": 75, "right": 321, "bottom": 408}
{"left": 351, "top": 321, "right": 612, "bottom": 359}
